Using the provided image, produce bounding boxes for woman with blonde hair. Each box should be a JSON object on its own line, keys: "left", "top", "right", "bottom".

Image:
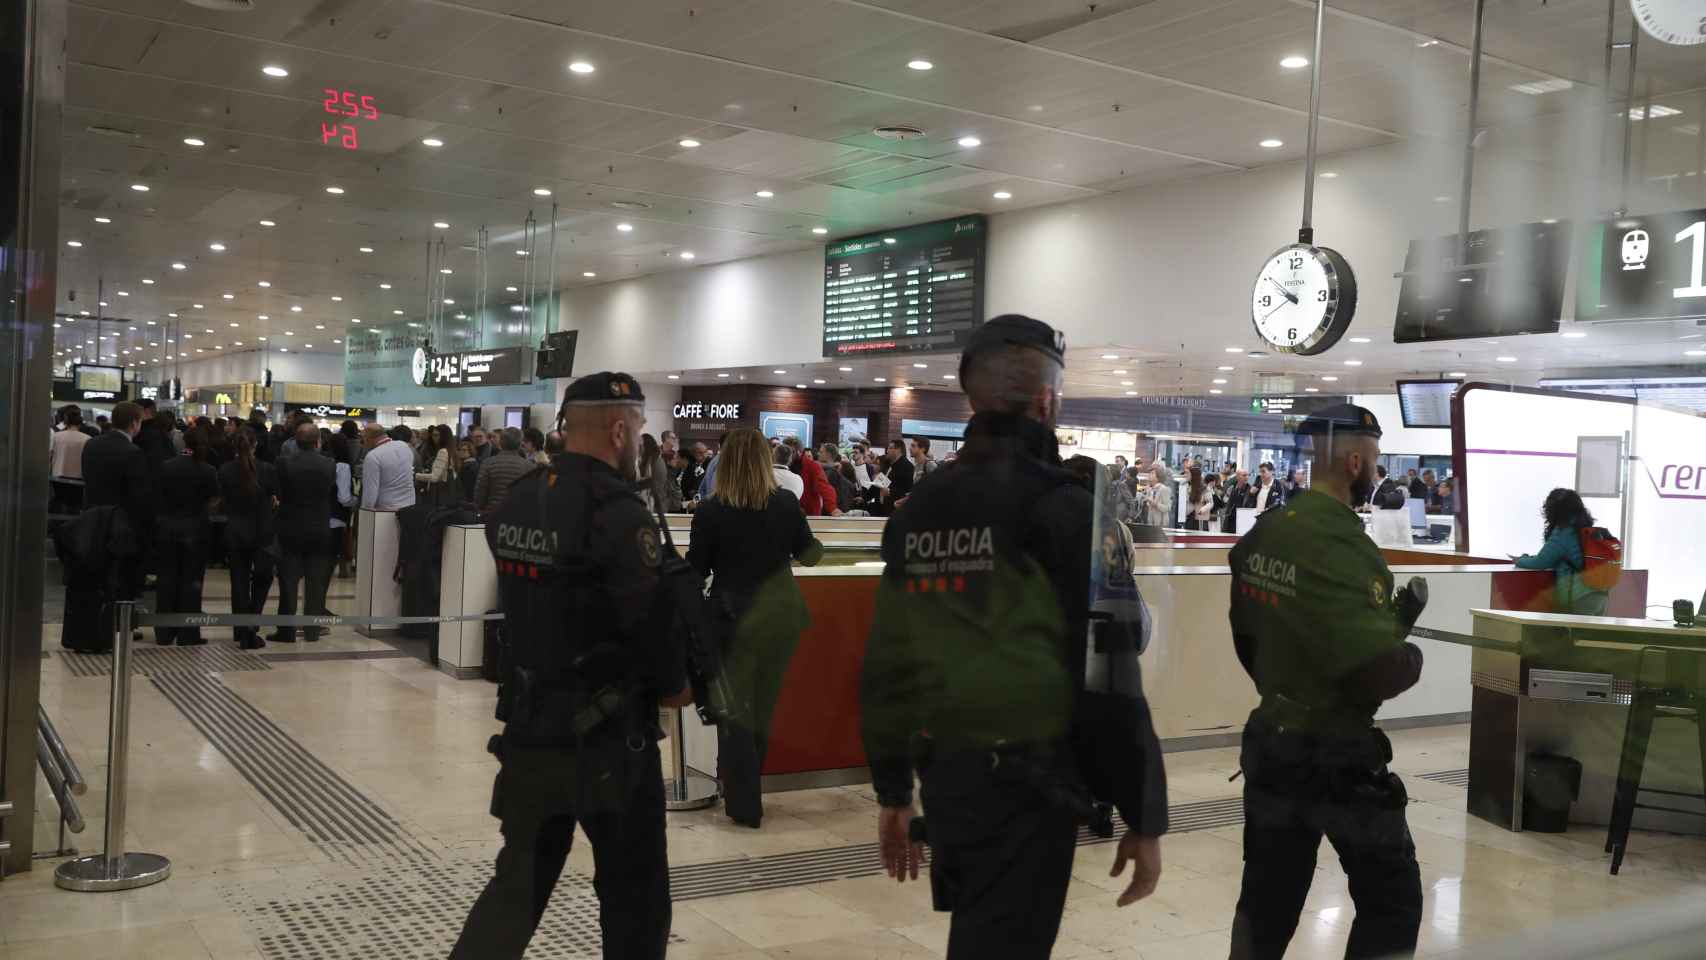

{"left": 687, "top": 428, "right": 824, "bottom": 826}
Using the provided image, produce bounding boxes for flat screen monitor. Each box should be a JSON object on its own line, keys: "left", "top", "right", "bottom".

{"left": 1396, "top": 379, "right": 1458, "bottom": 429}
{"left": 823, "top": 215, "right": 986, "bottom": 359}
{"left": 1392, "top": 220, "right": 1569, "bottom": 343}
{"left": 73, "top": 363, "right": 122, "bottom": 394}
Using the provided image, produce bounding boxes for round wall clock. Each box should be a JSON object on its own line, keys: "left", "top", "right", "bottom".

{"left": 1249, "top": 243, "right": 1358, "bottom": 356}
{"left": 1630, "top": 0, "right": 1706, "bottom": 47}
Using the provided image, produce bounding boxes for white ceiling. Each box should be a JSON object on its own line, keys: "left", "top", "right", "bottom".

{"left": 51, "top": 0, "right": 1706, "bottom": 393}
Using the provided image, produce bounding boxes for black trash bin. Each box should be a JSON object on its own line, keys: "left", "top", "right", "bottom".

{"left": 1523, "top": 753, "right": 1582, "bottom": 833}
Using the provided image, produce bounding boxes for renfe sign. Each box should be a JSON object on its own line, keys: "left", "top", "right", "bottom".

{"left": 673, "top": 402, "right": 742, "bottom": 421}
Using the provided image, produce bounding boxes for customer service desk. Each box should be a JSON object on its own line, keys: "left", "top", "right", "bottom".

{"left": 436, "top": 515, "right": 1649, "bottom": 794}
{"left": 1465, "top": 609, "right": 1706, "bottom": 835}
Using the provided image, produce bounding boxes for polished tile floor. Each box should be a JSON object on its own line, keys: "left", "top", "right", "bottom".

{"left": 14, "top": 574, "right": 1706, "bottom": 959}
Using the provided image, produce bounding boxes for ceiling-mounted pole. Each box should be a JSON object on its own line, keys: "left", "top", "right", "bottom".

{"left": 1298, "top": 0, "right": 1326, "bottom": 245}
{"left": 1458, "top": 0, "right": 1486, "bottom": 263}
{"left": 1618, "top": 21, "right": 1640, "bottom": 216}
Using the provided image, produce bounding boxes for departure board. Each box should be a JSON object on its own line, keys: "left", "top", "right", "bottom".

{"left": 823, "top": 215, "right": 987, "bottom": 358}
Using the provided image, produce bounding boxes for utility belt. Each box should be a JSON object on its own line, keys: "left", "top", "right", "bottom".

{"left": 917, "top": 737, "right": 1115, "bottom": 839}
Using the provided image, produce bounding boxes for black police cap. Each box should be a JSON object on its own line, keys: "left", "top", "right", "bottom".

{"left": 958, "top": 314, "right": 1067, "bottom": 381}
{"left": 1297, "top": 403, "right": 1382, "bottom": 438}
{"left": 563, "top": 372, "right": 645, "bottom": 407}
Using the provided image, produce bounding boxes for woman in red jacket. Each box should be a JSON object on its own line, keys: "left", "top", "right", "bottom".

{"left": 785, "top": 438, "right": 839, "bottom": 516}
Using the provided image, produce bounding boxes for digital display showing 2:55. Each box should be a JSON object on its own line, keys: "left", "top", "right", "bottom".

{"left": 321, "top": 89, "right": 379, "bottom": 151}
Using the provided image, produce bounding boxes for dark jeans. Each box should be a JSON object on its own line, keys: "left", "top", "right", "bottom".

{"left": 226, "top": 539, "right": 275, "bottom": 648}
{"left": 918, "top": 758, "right": 1078, "bottom": 960}
{"left": 1231, "top": 754, "right": 1422, "bottom": 959}
{"left": 451, "top": 742, "right": 670, "bottom": 960}
{"left": 275, "top": 540, "right": 332, "bottom": 642}
{"left": 154, "top": 533, "right": 209, "bottom": 645}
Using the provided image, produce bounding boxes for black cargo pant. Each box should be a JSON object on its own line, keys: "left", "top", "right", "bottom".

{"left": 919, "top": 752, "right": 1079, "bottom": 960}
{"left": 1231, "top": 729, "right": 1423, "bottom": 960}
{"left": 451, "top": 740, "right": 671, "bottom": 960}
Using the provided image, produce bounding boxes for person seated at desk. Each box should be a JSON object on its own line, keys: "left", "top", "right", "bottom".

{"left": 1511, "top": 487, "right": 1605, "bottom": 616}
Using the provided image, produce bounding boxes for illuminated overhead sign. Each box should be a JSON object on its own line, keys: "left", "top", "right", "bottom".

{"left": 1580, "top": 207, "right": 1706, "bottom": 323}
{"left": 410, "top": 346, "right": 529, "bottom": 388}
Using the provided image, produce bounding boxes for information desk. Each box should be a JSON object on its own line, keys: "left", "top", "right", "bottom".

{"left": 1466, "top": 609, "right": 1706, "bottom": 835}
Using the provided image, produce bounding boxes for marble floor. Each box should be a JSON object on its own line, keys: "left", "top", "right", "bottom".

{"left": 11, "top": 571, "right": 1706, "bottom": 959}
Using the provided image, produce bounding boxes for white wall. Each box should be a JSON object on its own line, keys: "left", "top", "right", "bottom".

{"left": 1352, "top": 394, "right": 1452, "bottom": 457}
{"left": 555, "top": 139, "right": 1575, "bottom": 376}
{"left": 151, "top": 349, "right": 343, "bottom": 389}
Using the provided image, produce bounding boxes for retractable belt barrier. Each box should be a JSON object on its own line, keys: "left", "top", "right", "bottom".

{"left": 134, "top": 611, "right": 504, "bottom": 628}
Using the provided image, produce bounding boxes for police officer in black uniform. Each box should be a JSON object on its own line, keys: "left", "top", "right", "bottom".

{"left": 860, "top": 315, "right": 1169, "bottom": 958}
{"left": 451, "top": 372, "right": 691, "bottom": 960}
{"left": 1227, "top": 404, "right": 1428, "bottom": 959}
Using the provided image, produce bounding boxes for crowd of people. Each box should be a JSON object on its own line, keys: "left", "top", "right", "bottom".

{"left": 48, "top": 400, "right": 564, "bottom": 652}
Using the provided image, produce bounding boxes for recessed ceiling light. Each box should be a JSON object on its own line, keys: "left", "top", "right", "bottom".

{"left": 838, "top": 366, "right": 853, "bottom": 372}
{"left": 1322, "top": 375, "right": 1339, "bottom": 382}
{"left": 1348, "top": 336, "right": 1371, "bottom": 344}
{"left": 957, "top": 136, "right": 982, "bottom": 148}
{"left": 65, "top": 240, "right": 82, "bottom": 247}
{"left": 325, "top": 186, "right": 344, "bottom": 195}
{"left": 992, "top": 191, "right": 1012, "bottom": 200}
{"left": 533, "top": 187, "right": 552, "bottom": 196}
{"left": 754, "top": 190, "right": 774, "bottom": 199}
{"left": 432, "top": 221, "right": 450, "bottom": 229}
{"left": 209, "top": 242, "right": 226, "bottom": 252}
{"left": 1343, "top": 359, "right": 1363, "bottom": 366}
{"left": 568, "top": 61, "right": 596, "bottom": 74}
{"left": 811, "top": 227, "right": 828, "bottom": 235}
{"left": 130, "top": 183, "right": 149, "bottom": 192}
{"left": 1496, "top": 355, "right": 1518, "bottom": 362}
{"left": 256, "top": 280, "right": 270, "bottom": 287}
{"left": 1562, "top": 331, "right": 1587, "bottom": 339}
{"left": 907, "top": 59, "right": 934, "bottom": 71}
{"left": 680, "top": 251, "right": 696, "bottom": 260}
{"left": 1259, "top": 138, "right": 1284, "bottom": 149}
{"left": 261, "top": 65, "right": 290, "bottom": 78}
{"left": 141, "top": 278, "right": 154, "bottom": 284}
{"left": 183, "top": 137, "right": 205, "bottom": 147}
{"left": 678, "top": 138, "right": 701, "bottom": 148}
{"left": 1280, "top": 55, "right": 1310, "bottom": 69}
{"left": 421, "top": 138, "right": 444, "bottom": 148}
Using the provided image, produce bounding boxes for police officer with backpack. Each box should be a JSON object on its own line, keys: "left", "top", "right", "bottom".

{"left": 1227, "top": 404, "right": 1429, "bottom": 959}
{"left": 859, "top": 315, "right": 1169, "bottom": 958}
{"left": 451, "top": 372, "right": 693, "bottom": 960}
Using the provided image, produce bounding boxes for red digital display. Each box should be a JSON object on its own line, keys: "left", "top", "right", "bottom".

{"left": 321, "top": 89, "right": 379, "bottom": 151}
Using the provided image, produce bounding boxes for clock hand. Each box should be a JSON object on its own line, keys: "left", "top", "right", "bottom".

{"left": 1267, "top": 277, "right": 1299, "bottom": 305}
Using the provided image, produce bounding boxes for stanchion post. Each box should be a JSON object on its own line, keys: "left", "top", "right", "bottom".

{"left": 662, "top": 704, "right": 719, "bottom": 812}
{"left": 55, "top": 601, "right": 171, "bottom": 891}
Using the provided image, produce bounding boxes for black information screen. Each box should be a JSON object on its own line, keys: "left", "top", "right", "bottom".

{"left": 1578, "top": 207, "right": 1706, "bottom": 323}
{"left": 823, "top": 215, "right": 986, "bottom": 358}
{"left": 1392, "top": 220, "right": 1569, "bottom": 343}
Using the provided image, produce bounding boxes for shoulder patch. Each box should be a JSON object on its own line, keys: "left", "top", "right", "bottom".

{"left": 636, "top": 526, "right": 661, "bottom": 567}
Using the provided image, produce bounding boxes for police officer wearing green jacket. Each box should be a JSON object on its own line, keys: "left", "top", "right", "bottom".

{"left": 860, "top": 315, "right": 1169, "bottom": 959}
{"left": 451, "top": 372, "right": 692, "bottom": 960}
{"left": 1228, "top": 404, "right": 1428, "bottom": 960}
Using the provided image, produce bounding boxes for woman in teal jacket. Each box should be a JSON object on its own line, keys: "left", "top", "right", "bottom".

{"left": 1512, "top": 488, "right": 1604, "bottom": 615}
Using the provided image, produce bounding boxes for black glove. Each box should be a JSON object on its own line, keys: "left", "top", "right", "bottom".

{"left": 1394, "top": 576, "right": 1428, "bottom": 636}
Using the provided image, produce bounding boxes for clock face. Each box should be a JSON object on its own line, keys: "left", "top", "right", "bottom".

{"left": 1631, "top": 0, "right": 1706, "bottom": 46}
{"left": 1250, "top": 243, "right": 1357, "bottom": 355}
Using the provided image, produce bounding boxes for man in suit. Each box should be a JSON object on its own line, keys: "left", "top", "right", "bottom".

{"left": 272, "top": 423, "right": 336, "bottom": 643}
{"left": 82, "top": 401, "right": 155, "bottom": 599}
